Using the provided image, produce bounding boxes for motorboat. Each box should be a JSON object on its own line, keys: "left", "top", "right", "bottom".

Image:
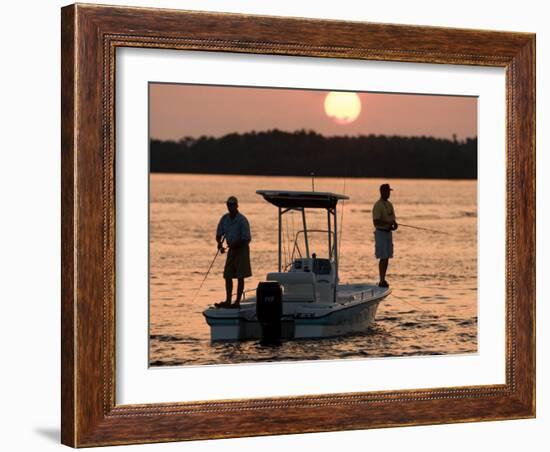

{"left": 203, "top": 189, "right": 390, "bottom": 341}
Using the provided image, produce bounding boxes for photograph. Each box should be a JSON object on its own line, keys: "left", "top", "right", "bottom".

{"left": 148, "top": 83, "right": 479, "bottom": 366}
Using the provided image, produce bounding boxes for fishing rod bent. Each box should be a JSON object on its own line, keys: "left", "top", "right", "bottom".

{"left": 397, "top": 223, "right": 451, "bottom": 236}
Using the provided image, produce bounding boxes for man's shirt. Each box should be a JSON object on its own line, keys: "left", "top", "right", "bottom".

{"left": 372, "top": 199, "right": 396, "bottom": 230}
{"left": 216, "top": 212, "right": 252, "bottom": 246}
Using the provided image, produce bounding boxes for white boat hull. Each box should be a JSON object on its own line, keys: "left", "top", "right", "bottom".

{"left": 294, "top": 299, "right": 380, "bottom": 338}
{"left": 203, "top": 284, "right": 388, "bottom": 341}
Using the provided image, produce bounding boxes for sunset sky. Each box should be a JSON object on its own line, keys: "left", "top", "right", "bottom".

{"left": 149, "top": 83, "right": 477, "bottom": 141}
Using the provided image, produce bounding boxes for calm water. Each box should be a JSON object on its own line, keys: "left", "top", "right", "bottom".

{"left": 149, "top": 174, "right": 477, "bottom": 366}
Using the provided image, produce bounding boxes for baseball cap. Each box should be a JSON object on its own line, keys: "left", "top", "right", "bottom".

{"left": 226, "top": 196, "right": 238, "bottom": 205}
{"left": 380, "top": 184, "right": 393, "bottom": 191}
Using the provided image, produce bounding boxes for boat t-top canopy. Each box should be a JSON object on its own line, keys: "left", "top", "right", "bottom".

{"left": 256, "top": 190, "right": 349, "bottom": 209}
{"left": 256, "top": 190, "right": 349, "bottom": 294}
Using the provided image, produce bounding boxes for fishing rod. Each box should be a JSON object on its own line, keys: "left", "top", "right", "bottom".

{"left": 191, "top": 236, "right": 225, "bottom": 303}
{"left": 389, "top": 291, "right": 432, "bottom": 313}
{"left": 397, "top": 223, "right": 452, "bottom": 236}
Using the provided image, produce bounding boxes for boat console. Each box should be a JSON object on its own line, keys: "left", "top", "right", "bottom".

{"left": 267, "top": 255, "right": 336, "bottom": 303}
{"left": 290, "top": 256, "right": 333, "bottom": 275}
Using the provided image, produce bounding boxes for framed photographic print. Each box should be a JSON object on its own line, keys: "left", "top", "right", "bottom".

{"left": 61, "top": 3, "right": 535, "bottom": 447}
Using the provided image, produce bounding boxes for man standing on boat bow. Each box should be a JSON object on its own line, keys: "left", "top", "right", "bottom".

{"left": 215, "top": 196, "right": 252, "bottom": 309}
{"left": 372, "top": 184, "right": 398, "bottom": 288}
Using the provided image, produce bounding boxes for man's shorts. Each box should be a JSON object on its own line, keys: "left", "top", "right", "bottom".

{"left": 374, "top": 230, "right": 393, "bottom": 259}
{"left": 223, "top": 244, "right": 252, "bottom": 279}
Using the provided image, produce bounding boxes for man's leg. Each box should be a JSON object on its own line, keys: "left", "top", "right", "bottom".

{"left": 225, "top": 277, "right": 233, "bottom": 304}
{"left": 234, "top": 278, "right": 245, "bottom": 306}
{"left": 379, "top": 258, "right": 389, "bottom": 283}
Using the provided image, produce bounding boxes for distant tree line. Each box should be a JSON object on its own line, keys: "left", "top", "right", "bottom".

{"left": 150, "top": 129, "right": 477, "bottom": 179}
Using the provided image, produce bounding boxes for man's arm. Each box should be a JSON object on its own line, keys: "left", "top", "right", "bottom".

{"left": 216, "top": 217, "right": 225, "bottom": 248}
{"left": 389, "top": 204, "right": 398, "bottom": 230}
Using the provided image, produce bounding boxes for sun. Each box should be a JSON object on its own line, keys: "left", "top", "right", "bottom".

{"left": 324, "top": 92, "right": 362, "bottom": 124}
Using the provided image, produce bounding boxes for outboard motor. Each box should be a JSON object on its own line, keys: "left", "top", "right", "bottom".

{"left": 256, "top": 281, "right": 283, "bottom": 345}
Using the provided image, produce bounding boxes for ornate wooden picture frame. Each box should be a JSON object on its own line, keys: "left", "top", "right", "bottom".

{"left": 61, "top": 3, "right": 535, "bottom": 447}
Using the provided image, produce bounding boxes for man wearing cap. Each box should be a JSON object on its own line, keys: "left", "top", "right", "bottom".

{"left": 215, "top": 196, "right": 252, "bottom": 309}
{"left": 372, "top": 184, "right": 398, "bottom": 288}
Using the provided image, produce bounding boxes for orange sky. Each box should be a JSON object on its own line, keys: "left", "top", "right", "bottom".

{"left": 149, "top": 83, "right": 477, "bottom": 141}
